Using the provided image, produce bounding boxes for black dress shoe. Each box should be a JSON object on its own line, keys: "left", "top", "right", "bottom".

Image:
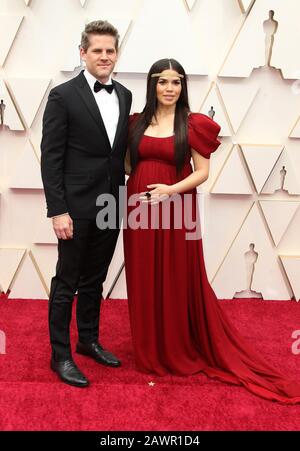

{"left": 50, "top": 358, "right": 89, "bottom": 387}
{"left": 76, "top": 342, "right": 121, "bottom": 367}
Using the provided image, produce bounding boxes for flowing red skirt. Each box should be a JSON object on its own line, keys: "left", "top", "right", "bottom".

{"left": 123, "top": 155, "right": 300, "bottom": 404}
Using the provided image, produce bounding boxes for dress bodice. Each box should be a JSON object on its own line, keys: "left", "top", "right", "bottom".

{"left": 129, "top": 112, "right": 221, "bottom": 164}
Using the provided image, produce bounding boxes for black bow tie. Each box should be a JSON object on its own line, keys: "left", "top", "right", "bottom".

{"left": 94, "top": 80, "right": 114, "bottom": 94}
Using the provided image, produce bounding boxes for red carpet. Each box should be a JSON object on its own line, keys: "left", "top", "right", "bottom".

{"left": 0, "top": 297, "right": 300, "bottom": 431}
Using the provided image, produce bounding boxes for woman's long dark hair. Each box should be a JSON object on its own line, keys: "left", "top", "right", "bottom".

{"left": 129, "top": 58, "right": 190, "bottom": 174}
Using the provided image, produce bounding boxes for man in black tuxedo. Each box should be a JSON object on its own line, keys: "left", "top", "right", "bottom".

{"left": 41, "top": 21, "right": 132, "bottom": 387}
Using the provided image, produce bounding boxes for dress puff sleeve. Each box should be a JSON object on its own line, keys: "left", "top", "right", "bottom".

{"left": 188, "top": 113, "right": 221, "bottom": 159}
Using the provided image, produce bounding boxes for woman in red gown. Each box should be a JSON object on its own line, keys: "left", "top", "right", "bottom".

{"left": 123, "top": 58, "right": 300, "bottom": 404}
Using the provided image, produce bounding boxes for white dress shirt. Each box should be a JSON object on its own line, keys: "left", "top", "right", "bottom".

{"left": 83, "top": 69, "right": 119, "bottom": 148}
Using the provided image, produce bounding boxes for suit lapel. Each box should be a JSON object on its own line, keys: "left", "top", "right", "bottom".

{"left": 75, "top": 71, "right": 111, "bottom": 149}
{"left": 111, "top": 81, "right": 126, "bottom": 153}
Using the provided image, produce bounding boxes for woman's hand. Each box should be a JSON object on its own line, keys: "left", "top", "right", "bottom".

{"left": 139, "top": 183, "right": 174, "bottom": 204}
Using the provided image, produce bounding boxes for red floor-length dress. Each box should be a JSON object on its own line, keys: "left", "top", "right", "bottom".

{"left": 123, "top": 112, "right": 300, "bottom": 404}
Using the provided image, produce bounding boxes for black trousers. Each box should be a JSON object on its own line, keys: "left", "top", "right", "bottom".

{"left": 48, "top": 219, "right": 119, "bottom": 360}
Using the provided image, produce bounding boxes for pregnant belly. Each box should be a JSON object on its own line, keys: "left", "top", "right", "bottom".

{"left": 127, "top": 160, "right": 192, "bottom": 195}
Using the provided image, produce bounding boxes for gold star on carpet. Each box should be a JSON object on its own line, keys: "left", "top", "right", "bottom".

{"left": 148, "top": 381, "right": 155, "bottom": 386}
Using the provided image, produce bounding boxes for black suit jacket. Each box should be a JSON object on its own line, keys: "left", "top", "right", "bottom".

{"left": 41, "top": 71, "right": 132, "bottom": 219}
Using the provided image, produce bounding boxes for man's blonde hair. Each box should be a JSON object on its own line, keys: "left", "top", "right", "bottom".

{"left": 81, "top": 20, "right": 120, "bottom": 51}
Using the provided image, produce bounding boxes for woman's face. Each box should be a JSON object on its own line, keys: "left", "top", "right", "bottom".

{"left": 155, "top": 69, "right": 182, "bottom": 107}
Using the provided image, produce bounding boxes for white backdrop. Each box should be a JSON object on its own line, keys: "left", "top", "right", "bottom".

{"left": 0, "top": 0, "right": 300, "bottom": 301}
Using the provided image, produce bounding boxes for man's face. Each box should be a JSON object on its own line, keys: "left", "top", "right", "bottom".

{"left": 80, "top": 34, "right": 118, "bottom": 83}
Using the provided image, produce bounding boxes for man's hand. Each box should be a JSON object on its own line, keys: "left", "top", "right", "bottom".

{"left": 52, "top": 214, "right": 73, "bottom": 240}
